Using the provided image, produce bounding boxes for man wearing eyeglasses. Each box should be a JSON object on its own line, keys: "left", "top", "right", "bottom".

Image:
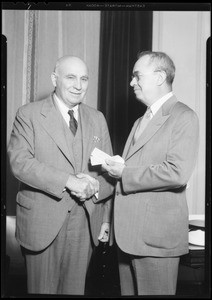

{"left": 102, "top": 51, "right": 199, "bottom": 295}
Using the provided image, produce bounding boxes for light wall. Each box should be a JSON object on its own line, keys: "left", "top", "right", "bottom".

{"left": 36, "top": 11, "right": 100, "bottom": 107}
{"left": 153, "top": 11, "right": 210, "bottom": 213}
{"left": 2, "top": 10, "right": 100, "bottom": 144}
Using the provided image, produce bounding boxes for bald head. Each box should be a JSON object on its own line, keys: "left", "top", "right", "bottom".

{"left": 54, "top": 56, "right": 88, "bottom": 76}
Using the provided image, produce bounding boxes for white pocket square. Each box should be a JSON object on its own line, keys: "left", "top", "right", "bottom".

{"left": 93, "top": 136, "right": 100, "bottom": 142}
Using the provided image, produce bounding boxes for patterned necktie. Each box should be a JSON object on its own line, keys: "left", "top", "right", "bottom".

{"left": 133, "top": 107, "right": 152, "bottom": 144}
{"left": 68, "top": 110, "right": 78, "bottom": 136}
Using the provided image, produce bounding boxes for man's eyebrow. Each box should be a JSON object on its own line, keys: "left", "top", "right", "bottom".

{"left": 65, "top": 73, "right": 76, "bottom": 77}
{"left": 65, "top": 74, "right": 88, "bottom": 78}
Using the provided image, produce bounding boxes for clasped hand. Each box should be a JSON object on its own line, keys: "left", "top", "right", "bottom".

{"left": 66, "top": 173, "right": 99, "bottom": 202}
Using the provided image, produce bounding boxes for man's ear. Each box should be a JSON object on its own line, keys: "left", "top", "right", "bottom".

{"left": 51, "top": 72, "right": 57, "bottom": 87}
{"left": 157, "top": 70, "right": 167, "bottom": 86}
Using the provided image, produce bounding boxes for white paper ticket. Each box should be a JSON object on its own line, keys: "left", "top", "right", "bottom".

{"left": 90, "top": 147, "right": 125, "bottom": 166}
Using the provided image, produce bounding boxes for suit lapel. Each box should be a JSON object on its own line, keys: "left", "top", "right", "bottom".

{"left": 125, "top": 96, "right": 178, "bottom": 160}
{"left": 40, "top": 95, "right": 75, "bottom": 168}
{"left": 79, "top": 104, "right": 95, "bottom": 172}
{"left": 122, "top": 120, "right": 139, "bottom": 159}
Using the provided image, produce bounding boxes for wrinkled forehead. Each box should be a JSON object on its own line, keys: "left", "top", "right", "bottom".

{"left": 57, "top": 57, "right": 88, "bottom": 76}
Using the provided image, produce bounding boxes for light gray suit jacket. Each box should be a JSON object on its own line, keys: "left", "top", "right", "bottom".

{"left": 8, "top": 94, "right": 114, "bottom": 251}
{"left": 114, "top": 96, "right": 199, "bottom": 257}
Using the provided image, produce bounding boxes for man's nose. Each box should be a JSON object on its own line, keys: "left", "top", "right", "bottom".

{"left": 74, "top": 79, "right": 82, "bottom": 89}
{"left": 130, "top": 77, "right": 136, "bottom": 87}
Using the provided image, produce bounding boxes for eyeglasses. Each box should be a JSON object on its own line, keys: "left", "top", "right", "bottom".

{"left": 131, "top": 70, "right": 161, "bottom": 82}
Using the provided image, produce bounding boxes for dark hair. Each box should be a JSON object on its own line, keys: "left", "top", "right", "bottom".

{"left": 137, "top": 51, "right": 176, "bottom": 85}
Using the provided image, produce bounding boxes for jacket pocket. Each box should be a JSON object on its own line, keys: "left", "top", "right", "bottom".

{"left": 143, "top": 203, "right": 181, "bottom": 249}
{"left": 16, "top": 192, "right": 34, "bottom": 210}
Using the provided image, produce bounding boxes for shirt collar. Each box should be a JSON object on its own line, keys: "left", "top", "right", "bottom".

{"left": 53, "top": 93, "right": 79, "bottom": 121}
{"left": 150, "top": 92, "right": 173, "bottom": 116}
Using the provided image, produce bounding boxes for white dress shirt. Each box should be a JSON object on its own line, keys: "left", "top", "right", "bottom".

{"left": 150, "top": 91, "right": 173, "bottom": 116}
{"left": 54, "top": 93, "right": 79, "bottom": 126}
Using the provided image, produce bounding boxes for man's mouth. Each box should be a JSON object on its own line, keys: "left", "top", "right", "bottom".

{"left": 70, "top": 92, "right": 81, "bottom": 95}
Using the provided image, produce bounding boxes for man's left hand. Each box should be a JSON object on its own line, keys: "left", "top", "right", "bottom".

{"left": 102, "top": 158, "right": 125, "bottom": 179}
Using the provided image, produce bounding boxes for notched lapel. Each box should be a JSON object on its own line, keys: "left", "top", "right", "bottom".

{"left": 126, "top": 110, "right": 170, "bottom": 160}
{"left": 40, "top": 98, "right": 75, "bottom": 167}
{"left": 122, "top": 120, "right": 139, "bottom": 159}
{"left": 125, "top": 96, "right": 178, "bottom": 160}
{"left": 79, "top": 104, "right": 95, "bottom": 172}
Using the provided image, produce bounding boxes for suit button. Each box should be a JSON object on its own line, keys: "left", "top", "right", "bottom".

{"left": 116, "top": 191, "right": 119, "bottom": 196}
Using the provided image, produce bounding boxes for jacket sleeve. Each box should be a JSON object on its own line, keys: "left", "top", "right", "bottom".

{"left": 7, "top": 106, "right": 69, "bottom": 198}
{"left": 94, "top": 111, "right": 115, "bottom": 223}
{"left": 122, "top": 109, "right": 199, "bottom": 193}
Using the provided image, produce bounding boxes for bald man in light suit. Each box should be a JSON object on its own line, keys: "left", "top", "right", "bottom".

{"left": 102, "top": 51, "right": 199, "bottom": 295}
{"left": 8, "top": 56, "right": 114, "bottom": 295}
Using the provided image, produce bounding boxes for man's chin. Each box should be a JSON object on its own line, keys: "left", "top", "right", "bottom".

{"left": 68, "top": 97, "right": 84, "bottom": 105}
{"left": 135, "top": 94, "right": 143, "bottom": 102}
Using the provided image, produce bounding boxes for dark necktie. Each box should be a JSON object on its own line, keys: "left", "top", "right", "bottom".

{"left": 68, "top": 110, "right": 78, "bottom": 136}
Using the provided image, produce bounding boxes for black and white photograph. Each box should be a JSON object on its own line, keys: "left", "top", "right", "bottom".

{"left": 1, "top": 2, "right": 211, "bottom": 298}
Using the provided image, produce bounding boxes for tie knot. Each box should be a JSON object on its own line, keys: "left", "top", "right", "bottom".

{"left": 68, "top": 110, "right": 74, "bottom": 118}
{"left": 145, "top": 107, "right": 152, "bottom": 119}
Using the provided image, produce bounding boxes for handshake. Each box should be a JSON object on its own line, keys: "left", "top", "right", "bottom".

{"left": 66, "top": 173, "right": 99, "bottom": 202}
